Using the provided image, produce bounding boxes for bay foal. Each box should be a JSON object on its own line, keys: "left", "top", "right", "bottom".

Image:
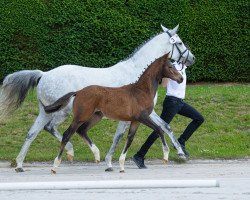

{"left": 44, "top": 53, "right": 183, "bottom": 173}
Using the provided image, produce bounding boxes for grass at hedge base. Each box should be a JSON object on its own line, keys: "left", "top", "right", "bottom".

{"left": 0, "top": 83, "right": 249, "bottom": 165}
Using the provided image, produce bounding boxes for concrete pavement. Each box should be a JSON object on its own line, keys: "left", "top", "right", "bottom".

{"left": 0, "top": 159, "right": 249, "bottom": 200}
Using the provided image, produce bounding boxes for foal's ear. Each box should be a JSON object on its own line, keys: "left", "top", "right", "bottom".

{"left": 162, "top": 53, "right": 170, "bottom": 62}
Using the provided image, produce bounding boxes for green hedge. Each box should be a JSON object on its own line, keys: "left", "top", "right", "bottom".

{"left": 0, "top": 0, "right": 249, "bottom": 82}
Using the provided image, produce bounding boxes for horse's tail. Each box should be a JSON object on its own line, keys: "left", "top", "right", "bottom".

{"left": 0, "top": 70, "right": 44, "bottom": 121}
{"left": 44, "top": 92, "right": 77, "bottom": 114}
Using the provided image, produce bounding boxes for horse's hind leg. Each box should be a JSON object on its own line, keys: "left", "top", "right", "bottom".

{"left": 15, "top": 105, "right": 52, "bottom": 172}
{"left": 105, "top": 121, "right": 130, "bottom": 172}
{"left": 44, "top": 109, "right": 74, "bottom": 162}
{"left": 119, "top": 121, "right": 140, "bottom": 173}
{"left": 76, "top": 112, "right": 103, "bottom": 164}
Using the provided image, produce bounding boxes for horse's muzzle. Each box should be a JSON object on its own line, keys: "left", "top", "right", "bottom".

{"left": 185, "top": 56, "right": 195, "bottom": 66}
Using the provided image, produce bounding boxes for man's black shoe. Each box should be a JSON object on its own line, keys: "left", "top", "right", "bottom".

{"left": 177, "top": 138, "right": 190, "bottom": 157}
{"left": 133, "top": 154, "right": 147, "bottom": 169}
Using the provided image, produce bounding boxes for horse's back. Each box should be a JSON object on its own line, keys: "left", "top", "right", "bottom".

{"left": 36, "top": 64, "right": 118, "bottom": 104}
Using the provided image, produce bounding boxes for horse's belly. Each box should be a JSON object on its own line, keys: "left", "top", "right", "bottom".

{"left": 100, "top": 104, "right": 135, "bottom": 122}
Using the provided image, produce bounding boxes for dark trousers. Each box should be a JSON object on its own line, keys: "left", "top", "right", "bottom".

{"left": 136, "top": 96, "right": 204, "bottom": 158}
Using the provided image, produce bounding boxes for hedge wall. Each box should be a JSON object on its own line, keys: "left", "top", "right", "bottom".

{"left": 0, "top": 0, "right": 249, "bottom": 82}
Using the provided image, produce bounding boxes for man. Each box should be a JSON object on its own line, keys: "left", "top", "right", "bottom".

{"left": 133, "top": 61, "right": 205, "bottom": 168}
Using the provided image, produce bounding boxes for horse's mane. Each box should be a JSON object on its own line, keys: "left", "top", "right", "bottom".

{"left": 122, "top": 32, "right": 161, "bottom": 62}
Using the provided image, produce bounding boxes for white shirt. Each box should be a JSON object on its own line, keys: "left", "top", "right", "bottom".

{"left": 166, "top": 62, "right": 187, "bottom": 99}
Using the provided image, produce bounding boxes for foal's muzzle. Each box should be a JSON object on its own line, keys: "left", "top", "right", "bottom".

{"left": 177, "top": 76, "right": 184, "bottom": 84}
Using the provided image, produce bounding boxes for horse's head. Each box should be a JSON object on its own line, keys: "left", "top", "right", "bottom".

{"left": 161, "top": 24, "right": 195, "bottom": 66}
{"left": 160, "top": 54, "right": 183, "bottom": 84}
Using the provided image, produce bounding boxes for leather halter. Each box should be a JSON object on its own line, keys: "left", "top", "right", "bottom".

{"left": 165, "top": 31, "right": 190, "bottom": 64}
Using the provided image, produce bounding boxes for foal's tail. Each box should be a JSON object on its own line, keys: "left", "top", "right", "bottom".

{"left": 44, "top": 92, "right": 77, "bottom": 114}
{"left": 0, "top": 70, "right": 43, "bottom": 121}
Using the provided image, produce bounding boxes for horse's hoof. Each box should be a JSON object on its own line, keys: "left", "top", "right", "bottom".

{"left": 120, "top": 170, "right": 125, "bottom": 173}
{"left": 95, "top": 160, "right": 100, "bottom": 164}
{"left": 105, "top": 167, "right": 114, "bottom": 172}
{"left": 163, "top": 159, "right": 168, "bottom": 164}
{"left": 67, "top": 154, "right": 74, "bottom": 163}
{"left": 51, "top": 169, "right": 57, "bottom": 174}
{"left": 15, "top": 168, "right": 24, "bottom": 173}
{"left": 178, "top": 153, "right": 187, "bottom": 160}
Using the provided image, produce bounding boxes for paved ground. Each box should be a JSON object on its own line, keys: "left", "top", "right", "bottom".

{"left": 0, "top": 159, "right": 249, "bottom": 200}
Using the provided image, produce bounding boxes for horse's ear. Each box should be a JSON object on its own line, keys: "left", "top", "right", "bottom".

{"left": 161, "top": 24, "right": 169, "bottom": 32}
{"left": 170, "top": 24, "right": 179, "bottom": 35}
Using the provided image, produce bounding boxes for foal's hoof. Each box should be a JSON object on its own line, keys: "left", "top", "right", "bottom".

{"left": 95, "top": 160, "right": 100, "bottom": 164}
{"left": 105, "top": 167, "right": 114, "bottom": 172}
{"left": 67, "top": 154, "right": 74, "bottom": 163}
{"left": 51, "top": 169, "right": 57, "bottom": 174}
{"left": 163, "top": 159, "right": 168, "bottom": 164}
{"left": 119, "top": 170, "right": 125, "bottom": 173}
{"left": 15, "top": 168, "right": 24, "bottom": 173}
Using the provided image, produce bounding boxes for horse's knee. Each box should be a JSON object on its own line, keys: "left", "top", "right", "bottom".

{"left": 26, "top": 130, "right": 39, "bottom": 141}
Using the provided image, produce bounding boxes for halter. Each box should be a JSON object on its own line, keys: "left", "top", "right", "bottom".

{"left": 165, "top": 31, "right": 190, "bottom": 64}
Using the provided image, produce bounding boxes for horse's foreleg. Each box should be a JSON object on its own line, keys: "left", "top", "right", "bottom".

{"left": 52, "top": 121, "right": 79, "bottom": 174}
{"left": 119, "top": 121, "right": 140, "bottom": 173}
{"left": 149, "top": 110, "right": 186, "bottom": 159}
{"left": 44, "top": 111, "right": 74, "bottom": 162}
{"left": 105, "top": 121, "right": 130, "bottom": 171}
{"left": 76, "top": 112, "right": 103, "bottom": 164}
{"left": 15, "top": 111, "right": 51, "bottom": 172}
{"left": 139, "top": 114, "right": 169, "bottom": 163}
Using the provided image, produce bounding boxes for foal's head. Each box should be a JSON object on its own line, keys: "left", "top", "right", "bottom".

{"left": 161, "top": 56, "right": 183, "bottom": 83}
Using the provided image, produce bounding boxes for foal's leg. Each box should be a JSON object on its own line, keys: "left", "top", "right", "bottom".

{"left": 139, "top": 115, "right": 169, "bottom": 163}
{"left": 105, "top": 121, "right": 130, "bottom": 172}
{"left": 44, "top": 109, "right": 74, "bottom": 162}
{"left": 15, "top": 104, "right": 52, "bottom": 172}
{"left": 76, "top": 112, "right": 103, "bottom": 163}
{"left": 51, "top": 121, "right": 80, "bottom": 174}
{"left": 119, "top": 121, "right": 140, "bottom": 173}
{"left": 149, "top": 110, "right": 186, "bottom": 159}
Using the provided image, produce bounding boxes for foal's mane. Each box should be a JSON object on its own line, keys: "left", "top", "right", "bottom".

{"left": 133, "top": 54, "right": 168, "bottom": 86}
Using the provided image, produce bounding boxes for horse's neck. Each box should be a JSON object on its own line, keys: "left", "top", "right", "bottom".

{"left": 114, "top": 33, "right": 169, "bottom": 82}
{"left": 130, "top": 33, "right": 169, "bottom": 69}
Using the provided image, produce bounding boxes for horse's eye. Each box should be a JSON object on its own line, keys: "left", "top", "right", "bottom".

{"left": 178, "top": 42, "right": 183, "bottom": 45}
